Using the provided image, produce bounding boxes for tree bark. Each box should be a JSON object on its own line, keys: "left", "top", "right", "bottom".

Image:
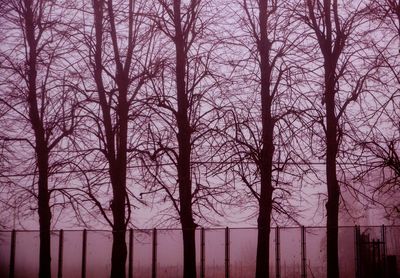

{"left": 255, "top": 1, "right": 275, "bottom": 277}
{"left": 181, "top": 226, "right": 197, "bottom": 278}
{"left": 325, "top": 61, "right": 340, "bottom": 278}
{"left": 110, "top": 84, "right": 129, "bottom": 278}
{"left": 92, "top": 1, "right": 130, "bottom": 276}
{"left": 173, "top": 0, "right": 197, "bottom": 277}
{"left": 37, "top": 154, "right": 52, "bottom": 278}
{"left": 25, "top": 0, "right": 52, "bottom": 277}
{"left": 305, "top": 0, "right": 341, "bottom": 275}
{"left": 110, "top": 224, "right": 127, "bottom": 278}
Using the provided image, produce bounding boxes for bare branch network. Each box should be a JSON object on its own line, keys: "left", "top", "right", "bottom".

{"left": 0, "top": 0, "right": 399, "bottom": 277}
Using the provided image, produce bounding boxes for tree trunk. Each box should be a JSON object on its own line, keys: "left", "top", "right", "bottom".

{"left": 309, "top": 0, "right": 341, "bottom": 275}
{"left": 255, "top": 1, "right": 274, "bottom": 277}
{"left": 110, "top": 85, "right": 129, "bottom": 278}
{"left": 325, "top": 68, "right": 340, "bottom": 278}
{"left": 255, "top": 120, "right": 274, "bottom": 278}
{"left": 92, "top": 1, "right": 129, "bottom": 276}
{"left": 255, "top": 215, "right": 272, "bottom": 278}
{"left": 37, "top": 157, "right": 52, "bottom": 278}
{"left": 182, "top": 225, "right": 197, "bottom": 278}
{"left": 110, "top": 228, "right": 127, "bottom": 278}
{"left": 326, "top": 206, "right": 339, "bottom": 278}
{"left": 255, "top": 138, "right": 274, "bottom": 278}
{"left": 173, "top": 0, "right": 197, "bottom": 276}
{"left": 25, "top": 0, "right": 52, "bottom": 276}
{"left": 109, "top": 165, "right": 128, "bottom": 278}
{"left": 319, "top": 1, "right": 340, "bottom": 264}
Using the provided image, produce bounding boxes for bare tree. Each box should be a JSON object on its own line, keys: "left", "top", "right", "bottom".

{"left": 140, "top": 0, "right": 226, "bottom": 276}
{"left": 65, "top": 0, "right": 159, "bottom": 277}
{"left": 297, "top": 0, "right": 380, "bottom": 276}
{"left": 220, "top": 1, "right": 309, "bottom": 277}
{"left": 0, "top": 0, "right": 78, "bottom": 277}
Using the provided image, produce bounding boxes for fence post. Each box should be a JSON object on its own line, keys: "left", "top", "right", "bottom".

{"left": 81, "top": 229, "right": 87, "bottom": 278}
{"left": 129, "top": 228, "right": 133, "bottom": 278}
{"left": 275, "top": 227, "right": 280, "bottom": 278}
{"left": 200, "top": 227, "right": 205, "bottom": 278}
{"left": 301, "top": 226, "right": 307, "bottom": 278}
{"left": 354, "top": 225, "right": 360, "bottom": 278}
{"left": 58, "top": 229, "right": 64, "bottom": 278}
{"left": 225, "top": 227, "right": 230, "bottom": 278}
{"left": 152, "top": 228, "right": 157, "bottom": 278}
{"left": 381, "top": 225, "right": 386, "bottom": 277}
{"left": 9, "top": 229, "right": 16, "bottom": 278}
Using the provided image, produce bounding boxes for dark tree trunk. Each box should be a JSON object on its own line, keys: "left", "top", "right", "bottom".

{"left": 109, "top": 162, "right": 128, "bottom": 278}
{"left": 24, "top": 1, "right": 52, "bottom": 277}
{"left": 182, "top": 225, "right": 197, "bottom": 278}
{"left": 255, "top": 211, "right": 272, "bottom": 278}
{"left": 325, "top": 62, "right": 340, "bottom": 278}
{"left": 92, "top": 1, "right": 130, "bottom": 276}
{"left": 110, "top": 84, "right": 129, "bottom": 278}
{"left": 37, "top": 157, "right": 52, "bottom": 278}
{"left": 255, "top": 120, "right": 274, "bottom": 278}
{"left": 110, "top": 226, "right": 127, "bottom": 278}
{"left": 322, "top": 4, "right": 340, "bottom": 273}
{"left": 255, "top": 1, "right": 275, "bottom": 277}
{"left": 173, "top": 0, "right": 197, "bottom": 277}
{"left": 305, "top": 0, "right": 342, "bottom": 276}
{"left": 255, "top": 105, "right": 274, "bottom": 278}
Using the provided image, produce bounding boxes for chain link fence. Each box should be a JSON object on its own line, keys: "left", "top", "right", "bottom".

{"left": 0, "top": 226, "right": 399, "bottom": 278}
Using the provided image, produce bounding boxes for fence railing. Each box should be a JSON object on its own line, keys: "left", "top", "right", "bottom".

{"left": 0, "top": 226, "right": 399, "bottom": 278}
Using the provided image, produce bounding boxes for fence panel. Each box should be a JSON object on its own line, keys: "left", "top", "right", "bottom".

{"left": 157, "top": 229, "right": 183, "bottom": 278}
{"left": 338, "top": 227, "right": 356, "bottom": 278}
{"left": 0, "top": 231, "right": 12, "bottom": 277}
{"left": 133, "top": 229, "right": 152, "bottom": 278}
{"left": 280, "top": 227, "right": 301, "bottom": 277}
{"left": 62, "top": 230, "right": 83, "bottom": 278}
{"left": 204, "top": 228, "right": 225, "bottom": 278}
{"left": 196, "top": 228, "right": 202, "bottom": 278}
{"left": 13, "top": 231, "right": 39, "bottom": 277}
{"left": 51, "top": 231, "right": 60, "bottom": 278}
{"left": 230, "top": 228, "right": 256, "bottom": 278}
{"left": 356, "top": 226, "right": 384, "bottom": 278}
{"left": 270, "top": 227, "right": 276, "bottom": 278}
{"left": 1, "top": 226, "right": 398, "bottom": 278}
{"left": 385, "top": 226, "right": 400, "bottom": 277}
{"left": 86, "top": 230, "right": 112, "bottom": 278}
{"left": 305, "top": 227, "right": 326, "bottom": 277}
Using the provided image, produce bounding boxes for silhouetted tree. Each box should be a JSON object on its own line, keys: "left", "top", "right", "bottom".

{"left": 142, "top": 0, "right": 225, "bottom": 276}
{"left": 222, "top": 1, "right": 307, "bottom": 277}
{"left": 0, "top": 0, "right": 78, "bottom": 277}
{"left": 298, "top": 0, "right": 379, "bottom": 276}
{"left": 68, "top": 0, "right": 159, "bottom": 277}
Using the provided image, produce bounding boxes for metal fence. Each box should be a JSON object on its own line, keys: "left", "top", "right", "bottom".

{"left": 0, "top": 226, "right": 399, "bottom": 278}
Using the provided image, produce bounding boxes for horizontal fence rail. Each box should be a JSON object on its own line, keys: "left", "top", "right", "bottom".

{"left": 0, "top": 226, "right": 399, "bottom": 278}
